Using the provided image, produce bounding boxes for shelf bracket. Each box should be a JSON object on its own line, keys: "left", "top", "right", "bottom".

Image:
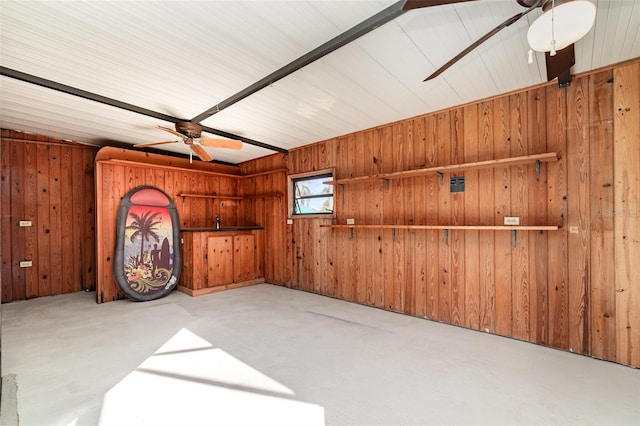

{"left": 444, "top": 229, "right": 449, "bottom": 246}
{"left": 392, "top": 228, "right": 396, "bottom": 241}
{"left": 512, "top": 229, "right": 517, "bottom": 248}
{"left": 350, "top": 228, "right": 354, "bottom": 240}
{"left": 437, "top": 172, "right": 445, "bottom": 185}
{"left": 535, "top": 160, "right": 542, "bottom": 179}
{"left": 383, "top": 178, "right": 390, "bottom": 189}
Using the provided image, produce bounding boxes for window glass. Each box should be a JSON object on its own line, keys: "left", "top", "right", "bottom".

{"left": 292, "top": 173, "right": 333, "bottom": 216}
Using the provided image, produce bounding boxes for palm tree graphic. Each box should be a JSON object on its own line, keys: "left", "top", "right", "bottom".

{"left": 126, "top": 211, "right": 162, "bottom": 266}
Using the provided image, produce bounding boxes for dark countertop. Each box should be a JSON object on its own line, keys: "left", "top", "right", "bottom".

{"left": 180, "top": 226, "right": 264, "bottom": 232}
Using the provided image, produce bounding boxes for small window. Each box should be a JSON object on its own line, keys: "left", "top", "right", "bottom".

{"left": 288, "top": 169, "right": 334, "bottom": 218}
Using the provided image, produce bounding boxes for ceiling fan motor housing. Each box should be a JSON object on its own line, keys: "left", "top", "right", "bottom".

{"left": 175, "top": 121, "right": 203, "bottom": 138}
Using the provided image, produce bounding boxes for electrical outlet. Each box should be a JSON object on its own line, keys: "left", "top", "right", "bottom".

{"left": 286, "top": 219, "right": 293, "bottom": 225}
{"left": 19, "top": 220, "right": 32, "bottom": 227}
{"left": 504, "top": 217, "right": 520, "bottom": 225}
{"left": 346, "top": 218, "right": 355, "bottom": 225}
{"left": 20, "top": 261, "right": 32, "bottom": 268}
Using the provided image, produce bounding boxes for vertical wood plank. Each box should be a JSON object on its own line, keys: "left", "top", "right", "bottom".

{"left": 437, "top": 112, "right": 451, "bottom": 323}
{"left": 23, "top": 143, "right": 39, "bottom": 299}
{"left": 527, "top": 87, "right": 549, "bottom": 345}
{"left": 381, "top": 127, "right": 395, "bottom": 310}
{"left": 0, "top": 140, "right": 13, "bottom": 302}
{"left": 463, "top": 104, "right": 480, "bottom": 330}
{"left": 546, "top": 84, "right": 570, "bottom": 350}
{"left": 450, "top": 108, "right": 465, "bottom": 326}
{"left": 413, "top": 117, "right": 427, "bottom": 317}
{"left": 589, "top": 70, "right": 616, "bottom": 362}
{"left": 83, "top": 149, "right": 96, "bottom": 291}
{"left": 478, "top": 101, "right": 496, "bottom": 333}
{"left": 403, "top": 120, "right": 415, "bottom": 315}
{"left": 353, "top": 132, "right": 365, "bottom": 303}
{"left": 10, "top": 142, "right": 26, "bottom": 301}
{"left": 613, "top": 62, "right": 640, "bottom": 367}
{"left": 425, "top": 115, "right": 440, "bottom": 320}
{"left": 36, "top": 143, "right": 51, "bottom": 297}
{"left": 509, "top": 92, "right": 530, "bottom": 342}
{"left": 59, "top": 146, "right": 74, "bottom": 293}
{"left": 392, "top": 122, "right": 406, "bottom": 313}
{"left": 49, "top": 145, "right": 62, "bottom": 296}
{"left": 493, "top": 96, "right": 512, "bottom": 337}
{"left": 566, "top": 75, "right": 590, "bottom": 354}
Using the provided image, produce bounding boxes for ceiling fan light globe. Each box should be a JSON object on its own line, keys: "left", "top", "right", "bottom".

{"left": 527, "top": 0, "right": 596, "bottom": 52}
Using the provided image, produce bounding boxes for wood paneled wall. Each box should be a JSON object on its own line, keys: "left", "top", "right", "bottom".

{"left": 240, "top": 61, "right": 640, "bottom": 368}
{"left": 1, "top": 130, "right": 98, "bottom": 302}
{"left": 94, "top": 148, "right": 243, "bottom": 303}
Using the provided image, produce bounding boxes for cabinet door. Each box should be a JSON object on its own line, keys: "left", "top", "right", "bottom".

{"left": 207, "top": 236, "right": 234, "bottom": 287}
{"left": 233, "top": 234, "right": 255, "bottom": 283}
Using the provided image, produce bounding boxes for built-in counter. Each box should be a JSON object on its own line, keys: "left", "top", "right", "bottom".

{"left": 178, "top": 227, "right": 264, "bottom": 297}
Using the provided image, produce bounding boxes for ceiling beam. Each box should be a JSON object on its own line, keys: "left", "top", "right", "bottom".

{"left": 0, "top": 66, "right": 287, "bottom": 154}
{"left": 190, "top": 0, "right": 407, "bottom": 124}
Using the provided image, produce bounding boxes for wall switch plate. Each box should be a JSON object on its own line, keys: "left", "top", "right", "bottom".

{"left": 286, "top": 219, "right": 293, "bottom": 225}
{"left": 346, "top": 218, "right": 355, "bottom": 225}
{"left": 19, "top": 220, "right": 32, "bottom": 227}
{"left": 20, "top": 261, "right": 32, "bottom": 268}
{"left": 504, "top": 217, "right": 520, "bottom": 225}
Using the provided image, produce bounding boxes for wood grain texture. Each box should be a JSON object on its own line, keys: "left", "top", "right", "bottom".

{"left": 238, "top": 61, "right": 639, "bottom": 367}
{"left": 589, "top": 70, "right": 615, "bottom": 361}
{"left": 2, "top": 61, "right": 637, "bottom": 368}
{"left": 567, "top": 75, "right": 591, "bottom": 355}
{"left": 94, "top": 148, "right": 247, "bottom": 302}
{"left": 613, "top": 62, "right": 640, "bottom": 367}
{"left": 0, "top": 132, "right": 98, "bottom": 302}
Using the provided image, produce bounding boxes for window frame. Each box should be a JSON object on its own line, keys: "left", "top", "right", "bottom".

{"left": 287, "top": 168, "right": 335, "bottom": 219}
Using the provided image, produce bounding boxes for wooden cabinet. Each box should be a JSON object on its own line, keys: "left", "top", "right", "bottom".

{"left": 233, "top": 234, "right": 256, "bottom": 283}
{"left": 207, "top": 236, "right": 234, "bottom": 287}
{"left": 178, "top": 230, "right": 263, "bottom": 296}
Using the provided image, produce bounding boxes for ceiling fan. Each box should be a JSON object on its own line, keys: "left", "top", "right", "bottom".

{"left": 403, "top": 0, "right": 596, "bottom": 87}
{"left": 134, "top": 122, "right": 243, "bottom": 162}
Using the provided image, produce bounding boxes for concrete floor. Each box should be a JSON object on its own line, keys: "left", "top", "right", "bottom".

{"left": 1, "top": 283, "right": 639, "bottom": 426}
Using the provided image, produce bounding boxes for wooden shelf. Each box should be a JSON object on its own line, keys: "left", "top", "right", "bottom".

{"left": 321, "top": 223, "right": 560, "bottom": 247}
{"left": 242, "top": 168, "right": 288, "bottom": 178}
{"left": 320, "top": 224, "right": 560, "bottom": 231}
{"left": 177, "top": 193, "right": 243, "bottom": 200}
{"left": 176, "top": 192, "right": 283, "bottom": 200}
{"left": 242, "top": 192, "right": 284, "bottom": 199}
{"left": 324, "top": 152, "right": 558, "bottom": 185}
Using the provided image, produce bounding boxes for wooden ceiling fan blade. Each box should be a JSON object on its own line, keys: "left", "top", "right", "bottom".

{"left": 134, "top": 139, "right": 180, "bottom": 148}
{"left": 424, "top": 0, "right": 541, "bottom": 81}
{"left": 402, "top": 0, "right": 475, "bottom": 11}
{"left": 545, "top": 43, "right": 575, "bottom": 85}
{"left": 157, "top": 125, "right": 185, "bottom": 138}
{"left": 199, "top": 137, "right": 243, "bottom": 150}
{"left": 190, "top": 144, "right": 213, "bottom": 162}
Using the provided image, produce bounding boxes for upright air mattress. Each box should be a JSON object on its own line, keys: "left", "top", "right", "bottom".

{"left": 114, "top": 186, "right": 182, "bottom": 301}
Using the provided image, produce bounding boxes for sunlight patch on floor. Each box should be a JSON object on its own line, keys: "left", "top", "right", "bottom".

{"left": 98, "top": 328, "right": 325, "bottom": 426}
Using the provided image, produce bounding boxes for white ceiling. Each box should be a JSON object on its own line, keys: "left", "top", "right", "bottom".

{"left": 1, "top": 0, "right": 639, "bottom": 164}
